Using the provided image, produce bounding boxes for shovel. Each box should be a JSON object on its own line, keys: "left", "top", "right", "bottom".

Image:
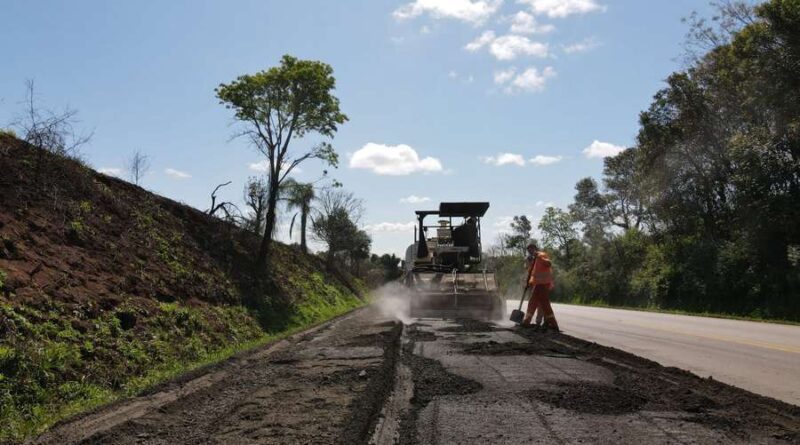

{"left": 510, "top": 285, "right": 529, "bottom": 324}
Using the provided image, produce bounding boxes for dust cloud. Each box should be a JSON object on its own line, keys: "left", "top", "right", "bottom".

{"left": 373, "top": 282, "right": 413, "bottom": 325}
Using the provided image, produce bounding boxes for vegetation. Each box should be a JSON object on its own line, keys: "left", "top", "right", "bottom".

{"left": 215, "top": 55, "right": 348, "bottom": 267}
{"left": 0, "top": 135, "right": 367, "bottom": 443}
{"left": 492, "top": 0, "right": 800, "bottom": 321}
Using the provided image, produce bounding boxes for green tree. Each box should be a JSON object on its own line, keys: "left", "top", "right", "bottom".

{"left": 283, "top": 179, "right": 315, "bottom": 253}
{"left": 216, "top": 55, "right": 348, "bottom": 267}
{"left": 538, "top": 207, "right": 578, "bottom": 266}
{"left": 504, "top": 215, "right": 533, "bottom": 255}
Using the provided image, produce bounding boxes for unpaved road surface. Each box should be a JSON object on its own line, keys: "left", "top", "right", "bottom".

{"left": 34, "top": 308, "right": 400, "bottom": 445}
{"left": 34, "top": 306, "right": 799, "bottom": 444}
{"left": 544, "top": 303, "right": 800, "bottom": 405}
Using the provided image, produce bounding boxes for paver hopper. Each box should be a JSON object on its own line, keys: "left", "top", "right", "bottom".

{"left": 402, "top": 202, "right": 504, "bottom": 320}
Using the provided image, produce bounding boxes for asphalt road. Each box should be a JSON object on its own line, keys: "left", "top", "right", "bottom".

{"left": 539, "top": 303, "right": 800, "bottom": 406}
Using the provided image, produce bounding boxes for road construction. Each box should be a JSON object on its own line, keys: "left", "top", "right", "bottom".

{"left": 35, "top": 304, "right": 800, "bottom": 445}
{"left": 544, "top": 303, "right": 800, "bottom": 406}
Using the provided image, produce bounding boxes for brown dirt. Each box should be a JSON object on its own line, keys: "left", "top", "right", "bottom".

{"left": 436, "top": 318, "right": 498, "bottom": 333}
{"left": 35, "top": 310, "right": 401, "bottom": 445}
{"left": 399, "top": 327, "right": 483, "bottom": 445}
{"left": 0, "top": 134, "right": 362, "bottom": 325}
{"left": 513, "top": 327, "right": 800, "bottom": 442}
{"left": 525, "top": 381, "right": 648, "bottom": 415}
{"left": 456, "top": 340, "right": 575, "bottom": 357}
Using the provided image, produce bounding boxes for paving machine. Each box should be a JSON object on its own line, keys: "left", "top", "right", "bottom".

{"left": 402, "top": 202, "right": 504, "bottom": 320}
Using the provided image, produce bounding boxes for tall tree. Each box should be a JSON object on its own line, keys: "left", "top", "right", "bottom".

{"left": 216, "top": 55, "right": 347, "bottom": 267}
{"left": 538, "top": 207, "right": 578, "bottom": 266}
{"left": 282, "top": 178, "right": 315, "bottom": 252}
{"left": 311, "top": 189, "right": 364, "bottom": 267}
{"left": 126, "top": 150, "right": 150, "bottom": 186}
{"left": 243, "top": 176, "right": 268, "bottom": 234}
{"left": 504, "top": 215, "right": 533, "bottom": 255}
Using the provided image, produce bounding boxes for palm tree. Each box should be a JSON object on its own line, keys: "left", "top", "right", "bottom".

{"left": 283, "top": 179, "right": 315, "bottom": 252}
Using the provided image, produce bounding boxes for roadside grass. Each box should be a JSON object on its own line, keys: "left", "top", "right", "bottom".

{"left": 554, "top": 298, "right": 800, "bottom": 327}
{"left": 0, "top": 292, "right": 366, "bottom": 443}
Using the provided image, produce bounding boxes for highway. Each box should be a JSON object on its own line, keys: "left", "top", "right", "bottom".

{"left": 545, "top": 303, "right": 800, "bottom": 406}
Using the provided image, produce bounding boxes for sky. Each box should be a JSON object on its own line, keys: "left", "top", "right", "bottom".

{"left": 0, "top": 0, "right": 719, "bottom": 257}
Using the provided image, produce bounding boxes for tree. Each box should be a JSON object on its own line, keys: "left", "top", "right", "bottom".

{"left": 538, "top": 207, "right": 578, "bottom": 266}
{"left": 569, "top": 178, "right": 609, "bottom": 242}
{"left": 216, "top": 55, "right": 348, "bottom": 267}
{"left": 12, "top": 80, "right": 93, "bottom": 175}
{"left": 126, "top": 150, "right": 150, "bottom": 186}
{"left": 282, "top": 178, "right": 315, "bottom": 252}
{"left": 243, "top": 176, "right": 268, "bottom": 234}
{"left": 311, "top": 189, "right": 364, "bottom": 267}
{"left": 349, "top": 229, "right": 372, "bottom": 276}
{"left": 504, "top": 215, "right": 532, "bottom": 255}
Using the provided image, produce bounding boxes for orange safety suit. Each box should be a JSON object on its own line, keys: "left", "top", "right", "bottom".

{"left": 523, "top": 251, "right": 559, "bottom": 330}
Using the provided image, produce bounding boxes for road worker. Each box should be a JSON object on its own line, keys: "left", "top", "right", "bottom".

{"left": 522, "top": 243, "right": 559, "bottom": 331}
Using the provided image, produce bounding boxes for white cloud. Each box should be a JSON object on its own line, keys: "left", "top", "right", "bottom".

{"left": 582, "top": 140, "right": 625, "bottom": 158}
{"left": 536, "top": 200, "right": 555, "bottom": 207}
{"left": 482, "top": 152, "right": 526, "bottom": 166}
{"left": 508, "top": 11, "right": 555, "bottom": 34}
{"left": 98, "top": 167, "right": 122, "bottom": 177}
{"left": 495, "top": 66, "right": 556, "bottom": 93}
{"left": 164, "top": 168, "right": 191, "bottom": 179}
{"left": 390, "top": 36, "right": 405, "bottom": 44}
{"left": 349, "top": 143, "right": 444, "bottom": 175}
{"left": 465, "top": 30, "right": 496, "bottom": 51}
{"left": 466, "top": 31, "right": 548, "bottom": 60}
{"left": 393, "top": 0, "right": 502, "bottom": 25}
{"left": 248, "top": 160, "right": 269, "bottom": 172}
{"left": 493, "top": 68, "right": 517, "bottom": 84}
{"left": 448, "top": 70, "right": 459, "bottom": 79}
{"left": 248, "top": 161, "right": 302, "bottom": 174}
{"left": 364, "top": 222, "right": 417, "bottom": 233}
{"left": 420, "top": 25, "right": 431, "bottom": 34}
{"left": 400, "top": 195, "right": 432, "bottom": 204}
{"left": 519, "top": 0, "right": 606, "bottom": 18}
{"left": 493, "top": 216, "right": 515, "bottom": 230}
{"left": 529, "top": 155, "right": 563, "bottom": 165}
{"left": 563, "top": 37, "right": 600, "bottom": 54}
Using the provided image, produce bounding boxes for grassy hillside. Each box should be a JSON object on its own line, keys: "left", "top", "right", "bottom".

{"left": 0, "top": 134, "right": 366, "bottom": 442}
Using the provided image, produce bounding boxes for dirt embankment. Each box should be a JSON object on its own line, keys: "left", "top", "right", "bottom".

{"left": 0, "top": 135, "right": 365, "bottom": 442}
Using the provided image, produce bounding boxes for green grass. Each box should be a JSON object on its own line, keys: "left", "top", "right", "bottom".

{"left": 0, "top": 292, "right": 366, "bottom": 443}
{"left": 555, "top": 298, "right": 800, "bottom": 326}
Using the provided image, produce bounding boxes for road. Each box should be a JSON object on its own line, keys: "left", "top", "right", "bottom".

{"left": 545, "top": 303, "right": 800, "bottom": 406}
{"left": 33, "top": 304, "right": 800, "bottom": 444}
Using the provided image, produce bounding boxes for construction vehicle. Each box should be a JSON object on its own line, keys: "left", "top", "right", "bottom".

{"left": 402, "top": 202, "right": 504, "bottom": 320}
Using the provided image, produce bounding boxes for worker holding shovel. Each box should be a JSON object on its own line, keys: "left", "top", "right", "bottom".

{"left": 522, "top": 243, "right": 559, "bottom": 331}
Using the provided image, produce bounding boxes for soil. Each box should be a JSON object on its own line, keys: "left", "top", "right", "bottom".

{"left": 405, "top": 323, "right": 437, "bottom": 342}
{"left": 456, "top": 340, "right": 575, "bottom": 357}
{"left": 513, "top": 327, "right": 800, "bottom": 442}
{"left": 398, "top": 335, "right": 483, "bottom": 445}
{"left": 435, "top": 318, "right": 498, "bottom": 333}
{"left": 34, "top": 309, "right": 401, "bottom": 445}
{"left": 525, "top": 381, "right": 648, "bottom": 415}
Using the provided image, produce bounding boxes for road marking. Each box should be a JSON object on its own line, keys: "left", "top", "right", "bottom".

{"left": 567, "top": 314, "right": 800, "bottom": 355}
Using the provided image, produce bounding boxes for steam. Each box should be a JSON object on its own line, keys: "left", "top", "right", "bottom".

{"left": 373, "top": 282, "right": 413, "bottom": 325}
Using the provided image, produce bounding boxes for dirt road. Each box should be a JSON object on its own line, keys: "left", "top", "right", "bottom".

{"left": 34, "top": 308, "right": 401, "bottom": 445}
{"left": 34, "top": 305, "right": 799, "bottom": 444}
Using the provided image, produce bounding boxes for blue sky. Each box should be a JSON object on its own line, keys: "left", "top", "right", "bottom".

{"left": 1, "top": 0, "right": 717, "bottom": 256}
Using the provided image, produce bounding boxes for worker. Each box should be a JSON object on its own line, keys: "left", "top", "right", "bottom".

{"left": 522, "top": 243, "right": 559, "bottom": 331}
{"left": 524, "top": 252, "right": 544, "bottom": 327}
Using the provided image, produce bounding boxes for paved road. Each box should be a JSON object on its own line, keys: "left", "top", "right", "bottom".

{"left": 540, "top": 303, "right": 800, "bottom": 406}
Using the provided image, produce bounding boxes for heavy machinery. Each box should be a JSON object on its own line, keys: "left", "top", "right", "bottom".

{"left": 402, "top": 202, "right": 504, "bottom": 320}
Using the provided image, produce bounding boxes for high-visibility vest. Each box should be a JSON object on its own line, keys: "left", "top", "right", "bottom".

{"left": 528, "top": 252, "right": 553, "bottom": 286}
